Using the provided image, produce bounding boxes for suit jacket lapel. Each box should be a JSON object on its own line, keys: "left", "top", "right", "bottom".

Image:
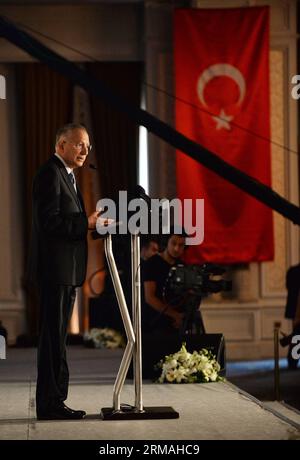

{"left": 51, "top": 156, "right": 83, "bottom": 212}
{"left": 76, "top": 186, "right": 85, "bottom": 213}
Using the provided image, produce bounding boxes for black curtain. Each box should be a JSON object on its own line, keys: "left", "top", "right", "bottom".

{"left": 86, "top": 62, "right": 143, "bottom": 311}
{"left": 17, "top": 63, "right": 73, "bottom": 338}
{"left": 87, "top": 62, "right": 143, "bottom": 199}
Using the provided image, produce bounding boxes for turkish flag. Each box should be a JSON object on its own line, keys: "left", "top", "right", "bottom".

{"left": 174, "top": 7, "right": 274, "bottom": 264}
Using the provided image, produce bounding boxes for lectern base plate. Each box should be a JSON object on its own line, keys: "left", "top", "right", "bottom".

{"left": 101, "top": 406, "right": 179, "bottom": 420}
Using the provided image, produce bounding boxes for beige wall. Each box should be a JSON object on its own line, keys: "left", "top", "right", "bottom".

{"left": 197, "top": 0, "right": 299, "bottom": 360}
{"left": 0, "top": 1, "right": 299, "bottom": 359}
{"left": 0, "top": 3, "right": 142, "bottom": 62}
{"left": 145, "top": 0, "right": 299, "bottom": 359}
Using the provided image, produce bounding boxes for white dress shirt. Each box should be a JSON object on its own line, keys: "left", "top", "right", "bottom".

{"left": 54, "top": 153, "right": 77, "bottom": 192}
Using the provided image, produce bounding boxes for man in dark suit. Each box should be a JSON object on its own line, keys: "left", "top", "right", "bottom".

{"left": 29, "top": 123, "right": 100, "bottom": 420}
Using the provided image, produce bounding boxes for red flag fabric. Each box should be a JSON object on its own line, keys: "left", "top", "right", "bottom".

{"left": 174, "top": 7, "right": 274, "bottom": 264}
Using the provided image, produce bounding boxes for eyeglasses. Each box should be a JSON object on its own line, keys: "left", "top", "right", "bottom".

{"left": 63, "top": 141, "right": 92, "bottom": 153}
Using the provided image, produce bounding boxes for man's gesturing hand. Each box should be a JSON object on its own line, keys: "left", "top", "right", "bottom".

{"left": 88, "top": 211, "right": 100, "bottom": 230}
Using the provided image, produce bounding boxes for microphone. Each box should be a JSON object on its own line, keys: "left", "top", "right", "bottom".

{"left": 134, "top": 185, "right": 151, "bottom": 205}
{"left": 89, "top": 163, "right": 98, "bottom": 170}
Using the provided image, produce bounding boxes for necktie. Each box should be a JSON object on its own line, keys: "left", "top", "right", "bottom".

{"left": 68, "top": 172, "right": 82, "bottom": 210}
{"left": 68, "top": 172, "right": 76, "bottom": 190}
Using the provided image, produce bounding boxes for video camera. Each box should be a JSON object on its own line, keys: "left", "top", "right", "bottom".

{"left": 164, "top": 263, "right": 232, "bottom": 299}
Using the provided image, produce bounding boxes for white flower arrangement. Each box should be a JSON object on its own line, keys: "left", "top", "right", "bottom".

{"left": 156, "top": 343, "right": 224, "bottom": 384}
{"left": 84, "top": 328, "right": 125, "bottom": 349}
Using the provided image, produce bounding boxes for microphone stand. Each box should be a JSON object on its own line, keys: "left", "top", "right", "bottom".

{"left": 94, "top": 187, "right": 179, "bottom": 420}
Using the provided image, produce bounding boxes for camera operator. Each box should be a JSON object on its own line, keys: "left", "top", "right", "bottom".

{"left": 140, "top": 236, "right": 159, "bottom": 262}
{"left": 142, "top": 228, "right": 186, "bottom": 333}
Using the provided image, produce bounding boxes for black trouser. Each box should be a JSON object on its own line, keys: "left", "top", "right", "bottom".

{"left": 36, "top": 283, "right": 76, "bottom": 415}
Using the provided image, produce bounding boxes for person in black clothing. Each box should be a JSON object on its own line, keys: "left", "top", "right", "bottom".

{"left": 140, "top": 236, "right": 159, "bottom": 297}
{"left": 142, "top": 232, "right": 186, "bottom": 333}
{"left": 281, "top": 264, "right": 300, "bottom": 369}
{"left": 140, "top": 236, "right": 159, "bottom": 262}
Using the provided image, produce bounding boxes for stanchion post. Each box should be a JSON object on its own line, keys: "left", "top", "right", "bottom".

{"left": 273, "top": 321, "right": 281, "bottom": 401}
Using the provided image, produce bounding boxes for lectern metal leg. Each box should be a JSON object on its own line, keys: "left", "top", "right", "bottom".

{"left": 104, "top": 234, "right": 135, "bottom": 411}
{"left": 101, "top": 233, "right": 179, "bottom": 421}
{"left": 131, "top": 233, "right": 143, "bottom": 412}
{"left": 130, "top": 234, "right": 136, "bottom": 398}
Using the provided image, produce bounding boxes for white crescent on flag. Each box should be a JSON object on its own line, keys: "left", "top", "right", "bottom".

{"left": 197, "top": 63, "right": 246, "bottom": 130}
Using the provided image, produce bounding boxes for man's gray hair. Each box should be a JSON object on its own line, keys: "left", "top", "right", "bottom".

{"left": 55, "top": 123, "right": 87, "bottom": 145}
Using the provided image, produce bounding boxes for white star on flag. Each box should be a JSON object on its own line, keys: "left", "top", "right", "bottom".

{"left": 212, "top": 109, "right": 233, "bottom": 131}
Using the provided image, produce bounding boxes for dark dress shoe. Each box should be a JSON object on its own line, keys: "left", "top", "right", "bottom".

{"left": 37, "top": 404, "right": 86, "bottom": 420}
{"left": 287, "top": 365, "right": 298, "bottom": 371}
